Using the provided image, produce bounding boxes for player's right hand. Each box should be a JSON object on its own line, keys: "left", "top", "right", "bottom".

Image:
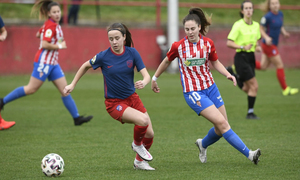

{"left": 63, "top": 84, "right": 74, "bottom": 95}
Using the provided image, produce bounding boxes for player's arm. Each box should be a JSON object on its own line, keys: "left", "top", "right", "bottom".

{"left": 135, "top": 68, "right": 150, "bottom": 90}
{"left": 260, "top": 25, "right": 272, "bottom": 45}
{"left": 151, "top": 56, "right": 171, "bottom": 93}
{"left": 211, "top": 59, "right": 236, "bottom": 86}
{"left": 226, "top": 39, "right": 252, "bottom": 51}
{"left": 42, "top": 40, "right": 66, "bottom": 50}
{"left": 64, "top": 61, "right": 92, "bottom": 95}
{"left": 0, "top": 26, "right": 7, "bottom": 41}
{"left": 281, "top": 26, "right": 290, "bottom": 38}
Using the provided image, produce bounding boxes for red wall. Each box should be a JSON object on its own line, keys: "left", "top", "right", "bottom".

{"left": 0, "top": 26, "right": 299, "bottom": 75}
{"left": 0, "top": 26, "right": 164, "bottom": 75}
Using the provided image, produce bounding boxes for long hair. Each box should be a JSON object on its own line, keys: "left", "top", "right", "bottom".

{"left": 107, "top": 23, "right": 134, "bottom": 47}
{"left": 240, "top": 0, "right": 254, "bottom": 18}
{"left": 182, "top": 8, "right": 212, "bottom": 36}
{"left": 31, "top": 0, "right": 60, "bottom": 20}
{"left": 259, "top": 0, "right": 271, "bottom": 13}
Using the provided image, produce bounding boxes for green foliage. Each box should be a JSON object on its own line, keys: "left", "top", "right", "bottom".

{"left": 0, "top": 0, "right": 300, "bottom": 26}
{"left": 1, "top": 69, "right": 300, "bottom": 179}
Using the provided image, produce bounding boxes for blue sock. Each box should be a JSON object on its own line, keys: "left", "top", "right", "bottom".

{"left": 202, "top": 127, "right": 222, "bottom": 148}
{"left": 62, "top": 95, "right": 79, "bottom": 118}
{"left": 3, "top": 87, "right": 26, "bottom": 104}
{"left": 223, "top": 129, "right": 250, "bottom": 157}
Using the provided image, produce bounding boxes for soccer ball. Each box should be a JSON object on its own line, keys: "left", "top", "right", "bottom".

{"left": 41, "top": 153, "right": 64, "bottom": 177}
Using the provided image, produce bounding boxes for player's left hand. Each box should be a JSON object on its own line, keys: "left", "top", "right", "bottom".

{"left": 135, "top": 80, "right": 145, "bottom": 89}
{"left": 227, "top": 74, "right": 237, "bottom": 86}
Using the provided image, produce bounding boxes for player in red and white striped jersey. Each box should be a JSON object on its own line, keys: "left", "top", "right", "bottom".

{"left": 0, "top": 0, "right": 92, "bottom": 126}
{"left": 151, "top": 7, "right": 261, "bottom": 165}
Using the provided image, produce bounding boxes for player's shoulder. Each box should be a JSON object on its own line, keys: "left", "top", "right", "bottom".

{"left": 252, "top": 21, "right": 260, "bottom": 27}
{"left": 44, "top": 19, "right": 58, "bottom": 29}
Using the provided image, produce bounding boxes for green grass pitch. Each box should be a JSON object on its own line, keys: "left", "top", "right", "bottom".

{"left": 0, "top": 69, "right": 299, "bottom": 179}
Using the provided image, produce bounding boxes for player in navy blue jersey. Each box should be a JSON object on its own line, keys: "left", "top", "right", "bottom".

{"left": 0, "top": 0, "right": 92, "bottom": 126}
{"left": 257, "top": 0, "right": 298, "bottom": 96}
{"left": 0, "top": 15, "right": 16, "bottom": 130}
{"left": 64, "top": 23, "right": 155, "bottom": 170}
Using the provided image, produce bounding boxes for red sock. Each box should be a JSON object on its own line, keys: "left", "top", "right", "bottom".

{"left": 277, "top": 68, "right": 287, "bottom": 90}
{"left": 136, "top": 137, "right": 153, "bottom": 161}
{"left": 255, "top": 61, "right": 261, "bottom": 70}
{"left": 133, "top": 125, "right": 148, "bottom": 146}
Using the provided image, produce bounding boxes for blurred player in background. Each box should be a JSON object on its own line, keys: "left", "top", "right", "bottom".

{"left": 151, "top": 7, "right": 261, "bottom": 165}
{"left": 64, "top": 23, "right": 155, "bottom": 170}
{"left": 0, "top": 0, "right": 93, "bottom": 126}
{"left": 226, "top": 0, "right": 261, "bottom": 119}
{"left": 0, "top": 15, "right": 15, "bottom": 130}
{"left": 257, "top": 0, "right": 298, "bottom": 96}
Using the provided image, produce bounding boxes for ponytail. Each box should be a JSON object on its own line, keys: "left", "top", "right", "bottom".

{"left": 31, "top": 0, "right": 60, "bottom": 20}
{"left": 182, "top": 8, "right": 211, "bottom": 36}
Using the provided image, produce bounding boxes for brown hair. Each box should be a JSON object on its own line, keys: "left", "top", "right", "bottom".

{"left": 259, "top": 0, "right": 271, "bottom": 13}
{"left": 240, "top": 0, "right": 254, "bottom": 18}
{"left": 107, "top": 23, "right": 134, "bottom": 47}
{"left": 31, "top": 0, "right": 60, "bottom": 20}
{"left": 182, "top": 8, "right": 211, "bottom": 36}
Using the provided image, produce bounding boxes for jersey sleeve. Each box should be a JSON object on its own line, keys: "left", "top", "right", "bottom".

{"left": 260, "top": 14, "right": 268, "bottom": 27}
{"left": 42, "top": 24, "right": 56, "bottom": 42}
{"left": 132, "top": 48, "right": 145, "bottom": 72}
{"left": 227, "top": 22, "right": 239, "bottom": 41}
{"left": 0, "top": 16, "right": 5, "bottom": 28}
{"left": 208, "top": 39, "right": 218, "bottom": 61}
{"left": 166, "top": 42, "right": 180, "bottom": 61}
{"left": 90, "top": 52, "right": 103, "bottom": 70}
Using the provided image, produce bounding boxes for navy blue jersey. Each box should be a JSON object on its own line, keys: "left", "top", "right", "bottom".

{"left": 260, "top": 11, "right": 283, "bottom": 46}
{"left": 90, "top": 46, "right": 145, "bottom": 99}
{"left": 0, "top": 16, "right": 5, "bottom": 28}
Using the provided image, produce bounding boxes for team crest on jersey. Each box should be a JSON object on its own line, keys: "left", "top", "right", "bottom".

{"left": 116, "top": 105, "right": 123, "bottom": 111}
{"left": 91, "top": 55, "right": 97, "bottom": 64}
{"left": 127, "top": 60, "right": 133, "bottom": 68}
{"left": 203, "top": 46, "right": 207, "bottom": 52}
{"left": 45, "top": 29, "right": 52, "bottom": 38}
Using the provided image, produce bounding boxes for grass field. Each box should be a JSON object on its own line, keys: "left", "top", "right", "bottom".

{"left": 0, "top": 69, "right": 300, "bottom": 179}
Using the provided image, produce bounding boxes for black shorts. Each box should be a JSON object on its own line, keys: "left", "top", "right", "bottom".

{"left": 234, "top": 52, "right": 256, "bottom": 82}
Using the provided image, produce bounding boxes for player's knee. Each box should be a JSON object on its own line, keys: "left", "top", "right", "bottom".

{"left": 24, "top": 86, "right": 38, "bottom": 95}
{"left": 137, "top": 115, "right": 150, "bottom": 126}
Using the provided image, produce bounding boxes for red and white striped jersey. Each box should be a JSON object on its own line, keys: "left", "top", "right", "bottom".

{"left": 34, "top": 18, "right": 64, "bottom": 65}
{"left": 167, "top": 35, "right": 218, "bottom": 92}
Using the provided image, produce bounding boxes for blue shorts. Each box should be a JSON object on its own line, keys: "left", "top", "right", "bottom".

{"left": 31, "top": 62, "right": 65, "bottom": 82}
{"left": 183, "top": 83, "right": 224, "bottom": 115}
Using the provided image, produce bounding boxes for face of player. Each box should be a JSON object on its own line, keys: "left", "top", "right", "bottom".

{"left": 270, "top": 0, "right": 280, "bottom": 13}
{"left": 48, "top": 5, "right": 61, "bottom": 23}
{"left": 184, "top": 20, "right": 200, "bottom": 43}
{"left": 241, "top": 2, "right": 253, "bottom": 19}
{"left": 108, "top": 30, "right": 126, "bottom": 54}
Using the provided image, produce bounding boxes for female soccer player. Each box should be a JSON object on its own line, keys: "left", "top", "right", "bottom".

{"left": 0, "top": 0, "right": 92, "bottom": 126}
{"left": 258, "top": 0, "right": 298, "bottom": 96}
{"left": 151, "top": 7, "right": 261, "bottom": 165}
{"left": 0, "top": 15, "right": 15, "bottom": 130}
{"left": 64, "top": 23, "right": 155, "bottom": 170}
{"left": 226, "top": 0, "right": 261, "bottom": 119}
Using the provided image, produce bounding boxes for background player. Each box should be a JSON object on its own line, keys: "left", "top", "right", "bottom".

{"left": 257, "top": 0, "right": 298, "bottom": 96}
{"left": 64, "top": 23, "right": 155, "bottom": 170}
{"left": 0, "top": 0, "right": 92, "bottom": 126}
{"left": 151, "top": 7, "right": 261, "bottom": 165}
{"left": 226, "top": 0, "right": 261, "bottom": 119}
{"left": 0, "top": 15, "right": 15, "bottom": 130}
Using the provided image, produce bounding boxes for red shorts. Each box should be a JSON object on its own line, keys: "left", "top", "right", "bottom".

{"left": 104, "top": 92, "right": 146, "bottom": 124}
{"left": 261, "top": 43, "right": 279, "bottom": 58}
